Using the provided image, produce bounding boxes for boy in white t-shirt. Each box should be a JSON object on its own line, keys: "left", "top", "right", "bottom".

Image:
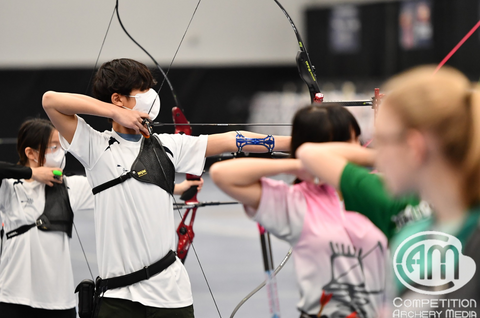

{"left": 42, "top": 58, "right": 290, "bottom": 318}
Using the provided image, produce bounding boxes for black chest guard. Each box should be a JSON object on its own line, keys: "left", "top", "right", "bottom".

{"left": 6, "top": 181, "right": 74, "bottom": 239}
{"left": 92, "top": 136, "right": 175, "bottom": 196}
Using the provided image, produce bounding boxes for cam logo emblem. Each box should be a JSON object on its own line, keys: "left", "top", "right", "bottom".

{"left": 137, "top": 169, "right": 147, "bottom": 177}
{"left": 393, "top": 231, "right": 475, "bottom": 295}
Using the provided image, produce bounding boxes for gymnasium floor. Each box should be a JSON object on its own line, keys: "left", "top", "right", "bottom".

{"left": 70, "top": 173, "right": 299, "bottom": 318}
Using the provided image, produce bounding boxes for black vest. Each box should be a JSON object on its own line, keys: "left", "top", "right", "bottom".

{"left": 92, "top": 135, "right": 175, "bottom": 195}
{"left": 6, "top": 181, "right": 74, "bottom": 239}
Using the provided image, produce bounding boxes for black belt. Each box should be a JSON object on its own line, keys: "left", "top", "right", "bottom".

{"left": 95, "top": 250, "right": 177, "bottom": 294}
{"left": 81, "top": 251, "right": 177, "bottom": 318}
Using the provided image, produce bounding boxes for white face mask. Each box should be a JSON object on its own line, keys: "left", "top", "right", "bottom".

{"left": 130, "top": 88, "right": 161, "bottom": 121}
{"left": 44, "top": 148, "right": 66, "bottom": 170}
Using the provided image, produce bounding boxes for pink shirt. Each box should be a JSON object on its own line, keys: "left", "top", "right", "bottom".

{"left": 246, "top": 178, "right": 388, "bottom": 317}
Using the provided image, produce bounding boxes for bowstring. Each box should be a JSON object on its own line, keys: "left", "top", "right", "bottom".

{"left": 155, "top": 0, "right": 202, "bottom": 103}
{"left": 73, "top": 5, "right": 117, "bottom": 281}
{"left": 115, "top": 1, "right": 223, "bottom": 317}
{"left": 150, "top": 137, "right": 223, "bottom": 318}
{"left": 84, "top": 6, "right": 116, "bottom": 94}
{"left": 74, "top": 222, "right": 94, "bottom": 281}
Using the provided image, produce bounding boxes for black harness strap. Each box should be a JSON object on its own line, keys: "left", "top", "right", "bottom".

{"left": 6, "top": 222, "right": 39, "bottom": 239}
{"left": 92, "top": 172, "right": 133, "bottom": 195}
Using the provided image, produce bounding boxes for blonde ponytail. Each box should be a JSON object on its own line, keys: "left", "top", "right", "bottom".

{"left": 463, "top": 88, "right": 480, "bottom": 206}
{"left": 382, "top": 65, "right": 480, "bottom": 206}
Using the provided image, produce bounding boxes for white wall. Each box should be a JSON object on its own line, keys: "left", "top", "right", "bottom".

{"left": 0, "top": 0, "right": 395, "bottom": 68}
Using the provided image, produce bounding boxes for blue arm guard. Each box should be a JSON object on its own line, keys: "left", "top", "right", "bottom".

{"left": 236, "top": 131, "right": 275, "bottom": 153}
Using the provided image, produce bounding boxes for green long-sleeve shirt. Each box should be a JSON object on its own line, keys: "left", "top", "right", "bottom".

{"left": 340, "top": 162, "right": 431, "bottom": 240}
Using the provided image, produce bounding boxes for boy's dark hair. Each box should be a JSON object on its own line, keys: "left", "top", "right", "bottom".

{"left": 290, "top": 104, "right": 361, "bottom": 159}
{"left": 92, "top": 58, "right": 157, "bottom": 103}
{"left": 17, "top": 118, "right": 54, "bottom": 166}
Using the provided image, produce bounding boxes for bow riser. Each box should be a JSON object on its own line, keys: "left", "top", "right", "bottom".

{"left": 173, "top": 106, "right": 202, "bottom": 264}
{"left": 176, "top": 207, "right": 197, "bottom": 263}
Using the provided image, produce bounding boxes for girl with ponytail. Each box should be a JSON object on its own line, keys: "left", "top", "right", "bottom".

{"left": 374, "top": 65, "right": 480, "bottom": 308}
{"left": 0, "top": 118, "right": 93, "bottom": 318}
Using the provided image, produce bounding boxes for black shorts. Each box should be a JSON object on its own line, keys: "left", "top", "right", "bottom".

{"left": 0, "top": 302, "right": 76, "bottom": 318}
{"left": 96, "top": 297, "right": 194, "bottom": 318}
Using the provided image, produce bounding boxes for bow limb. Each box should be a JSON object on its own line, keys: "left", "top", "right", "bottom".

{"left": 116, "top": 0, "right": 203, "bottom": 109}
{"left": 230, "top": 248, "right": 293, "bottom": 318}
{"left": 258, "top": 224, "right": 281, "bottom": 318}
{"left": 272, "top": 0, "right": 323, "bottom": 104}
{"left": 115, "top": 0, "right": 181, "bottom": 108}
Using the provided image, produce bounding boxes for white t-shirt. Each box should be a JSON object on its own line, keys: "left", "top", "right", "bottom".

{"left": 0, "top": 175, "right": 93, "bottom": 309}
{"left": 60, "top": 116, "right": 208, "bottom": 308}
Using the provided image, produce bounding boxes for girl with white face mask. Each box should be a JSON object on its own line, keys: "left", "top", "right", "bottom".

{"left": 0, "top": 118, "right": 94, "bottom": 318}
